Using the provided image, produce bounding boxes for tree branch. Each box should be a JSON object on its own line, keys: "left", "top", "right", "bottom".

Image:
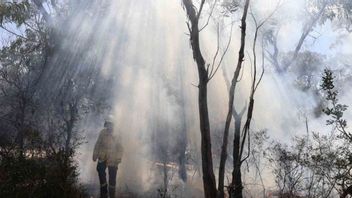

{"left": 0, "top": 25, "right": 28, "bottom": 41}
{"left": 199, "top": 0, "right": 218, "bottom": 32}
{"left": 208, "top": 23, "right": 233, "bottom": 81}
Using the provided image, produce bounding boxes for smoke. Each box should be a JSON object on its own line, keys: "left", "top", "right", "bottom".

{"left": 46, "top": 0, "right": 352, "bottom": 196}
{"left": 0, "top": 0, "right": 351, "bottom": 196}
{"left": 73, "top": 0, "right": 207, "bottom": 196}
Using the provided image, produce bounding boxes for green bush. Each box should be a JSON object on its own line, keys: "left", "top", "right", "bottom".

{"left": 0, "top": 148, "right": 87, "bottom": 198}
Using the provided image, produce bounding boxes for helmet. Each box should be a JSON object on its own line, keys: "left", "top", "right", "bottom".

{"left": 104, "top": 115, "right": 114, "bottom": 127}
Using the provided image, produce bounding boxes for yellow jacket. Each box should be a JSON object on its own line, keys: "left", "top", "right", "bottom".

{"left": 93, "top": 128, "right": 123, "bottom": 166}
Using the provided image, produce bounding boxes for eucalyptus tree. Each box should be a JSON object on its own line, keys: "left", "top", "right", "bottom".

{"left": 181, "top": 0, "right": 272, "bottom": 197}
{"left": 181, "top": 1, "right": 219, "bottom": 196}
{"left": 265, "top": 0, "right": 352, "bottom": 74}
{"left": 0, "top": 0, "right": 52, "bottom": 157}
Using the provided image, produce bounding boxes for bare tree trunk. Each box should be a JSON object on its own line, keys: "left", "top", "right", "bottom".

{"left": 229, "top": 115, "right": 244, "bottom": 198}
{"left": 218, "top": 1, "right": 250, "bottom": 198}
{"left": 177, "top": 60, "right": 188, "bottom": 182}
{"left": 230, "top": 8, "right": 269, "bottom": 197}
{"left": 198, "top": 82, "right": 217, "bottom": 198}
{"left": 178, "top": 105, "right": 188, "bottom": 182}
{"left": 182, "top": 1, "right": 217, "bottom": 197}
{"left": 65, "top": 122, "right": 72, "bottom": 155}
{"left": 282, "top": 3, "right": 327, "bottom": 72}
{"left": 218, "top": 67, "right": 246, "bottom": 198}
{"left": 16, "top": 97, "right": 27, "bottom": 158}
{"left": 163, "top": 162, "right": 168, "bottom": 198}
{"left": 268, "top": 2, "right": 328, "bottom": 73}
{"left": 64, "top": 103, "right": 77, "bottom": 156}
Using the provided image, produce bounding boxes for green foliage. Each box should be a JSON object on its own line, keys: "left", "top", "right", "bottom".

{"left": 0, "top": 1, "right": 102, "bottom": 197}
{"left": 0, "top": 147, "right": 87, "bottom": 198}
{"left": 221, "top": 0, "right": 240, "bottom": 15}
{"left": 303, "top": 0, "right": 352, "bottom": 32}
{"left": 321, "top": 69, "right": 351, "bottom": 141}
{"left": 290, "top": 51, "right": 325, "bottom": 91}
{"left": 268, "top": 69, "right": 352, "bottom": 197}
{"left": 0, "top": 1, "right": 32, "bottom": 26}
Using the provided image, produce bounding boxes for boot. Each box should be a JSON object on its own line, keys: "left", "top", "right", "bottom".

{"left": 100, "top": 184, "right": 108, "bottom": 198}
{"left": 109, "top": 185, "right": 115, "bottom": 198}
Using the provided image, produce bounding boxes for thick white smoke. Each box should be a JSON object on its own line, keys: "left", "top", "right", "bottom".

{"left": 69, "top": 0, "right": 352, "bottom": 196}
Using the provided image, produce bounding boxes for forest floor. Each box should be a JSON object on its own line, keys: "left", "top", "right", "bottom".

{"left": 85, "top": 183, "right": 140, "bottom": 198}
{"left": 84, "top": 182, "right": 203, "bottom": 198}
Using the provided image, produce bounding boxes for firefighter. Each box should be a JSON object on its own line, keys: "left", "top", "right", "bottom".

{"left": 93, "top": 118, "right": 123, "bottom": 198}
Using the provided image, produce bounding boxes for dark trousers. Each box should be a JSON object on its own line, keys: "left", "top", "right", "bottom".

{"left": 97, "top": 161, "right": 117, "bottom": 198}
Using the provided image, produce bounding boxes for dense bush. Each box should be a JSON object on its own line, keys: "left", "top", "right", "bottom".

{"left": 0, "top": 148, "right": 87, "bottom": 198}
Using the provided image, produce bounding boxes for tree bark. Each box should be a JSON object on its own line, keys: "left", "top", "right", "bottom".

{"left": 177, "top": 58, "right": 188, "bottom": 182}
{"left": 182, "top": 1, "right": 217, "bottom": 197}
{"left": 229, "top": 117, "right": 244, "bottom": 198}
{"left": 218, "top": 67, "right": 246, "bottom": 198}
{"left": 64, "top": 102, "right": 77, "bottom": 156}
{"left": 16, "top": 96, "right": 27, "bottom": 158}
{"left": 217, "top": 0, "right": 250, "bottom": 198}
